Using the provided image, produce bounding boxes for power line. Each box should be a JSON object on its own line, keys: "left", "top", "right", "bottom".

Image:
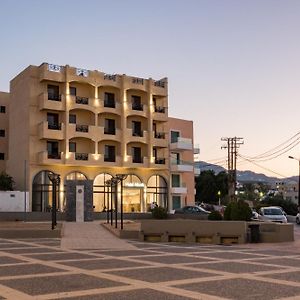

{"left": 238, "top": 154, "right": 288, "bottom": 178}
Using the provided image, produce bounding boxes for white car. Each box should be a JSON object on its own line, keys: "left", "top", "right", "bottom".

{"left": 296, "top": 213, "right": 300, "bottom": 225}
{"left": 259, "top": 206, "right": 287, "bottom": 223}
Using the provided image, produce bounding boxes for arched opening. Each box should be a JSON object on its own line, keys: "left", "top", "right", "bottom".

{"left": 65, "top": 171, "right": 88, "bottom": 181}
{"left": 93, "top": 173, "right": 113, "bottom": 212}
{"left": 32, "top": 170, "right": 58, "bottom": 212}
{"left": 147, "top": 175, "right": 168, "bottom": 211}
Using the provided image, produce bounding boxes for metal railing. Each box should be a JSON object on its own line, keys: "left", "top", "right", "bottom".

{"left": 104, "top": 99, "right": 116, "bottom": 108}
{"left": 75, "top": 153, "right": 88, "bottom": 160}
{"left": 154, "top": 106, "right": 166, "bottom": 113}
{"left": 48, "top": 123, "right": 61, "bottom": 130}
{"left": 75, "top": 96, "right": 89, "bottom": 105}
{"left": 154, "top": 132, "right": 165, "bottom": 139}
{"left": 76, "top": 124, "right": 89, "bottom": 132}
{"left": 155, "top": 158, "right": 166, "bottom": 164}
{"left": 132, "top": 103, "right": 143, "bottom": 111}
{"left": 48, "top": 94, "right": 61, "bottom": 101}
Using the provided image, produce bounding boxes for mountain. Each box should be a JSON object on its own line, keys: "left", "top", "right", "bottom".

{"left": 195, "top": 161, "right": 298, "bottom": 184}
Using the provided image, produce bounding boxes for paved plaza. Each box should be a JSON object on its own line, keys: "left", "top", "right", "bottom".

{"left": 0, "top": 223, "right": 300, "bottom": 299}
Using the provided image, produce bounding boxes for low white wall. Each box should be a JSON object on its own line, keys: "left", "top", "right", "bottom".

{"left": 0, "top": 191, "right": 30, "bottom": 212}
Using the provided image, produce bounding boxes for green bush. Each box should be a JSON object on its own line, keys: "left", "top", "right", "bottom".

{"left": 151, "top": 206, "right": 168, "bottom": 219}
{"left": 224, "top": 200, "right": 252, "bottom": 221}
{"left": 208, "top": 211, "right": 223, "bottom": 220}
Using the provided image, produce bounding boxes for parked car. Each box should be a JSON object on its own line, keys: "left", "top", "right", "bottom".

{"left": 258, "top": 206, "right": 287, "bottom": 223}
{"left": 175, "top": 206, "right": 210, "bottom": 214}
{"left": 296, "top": 213, "right": 300, "bottom": 225}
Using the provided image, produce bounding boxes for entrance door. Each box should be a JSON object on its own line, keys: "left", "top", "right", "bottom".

{"left": 76, "top": 186, "right": 84, "bottom": 222}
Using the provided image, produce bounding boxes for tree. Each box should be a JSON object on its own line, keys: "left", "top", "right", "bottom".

{"left": 195, "top": 170, "right": 228, "bottom": 204}
{"left": 0, "top": 172, "right": 14, "bottom": 191}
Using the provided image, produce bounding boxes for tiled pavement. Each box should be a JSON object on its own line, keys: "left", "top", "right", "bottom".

{"left": 1, "top": 227, "right": 300, "bottom": 299}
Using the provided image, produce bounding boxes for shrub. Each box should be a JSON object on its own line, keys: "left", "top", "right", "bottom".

{"left": 151, "top": 206, "right": 168, "bottom": 219}
{"left": 224, "top": 200, "right": 252, "bottom": 221}
{"left": 208, "top": 211, "right": 223, "bottom": 220}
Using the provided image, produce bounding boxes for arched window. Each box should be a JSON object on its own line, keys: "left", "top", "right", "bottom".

{"left": 93, "top": 173, "right": 113, "bottom": 212}
{"left": 65, "top": 171, "right": 87, "bottom": 181}
{"left": 147, "top": 175, "right": 168, "bottom": 210}
{"left": 32, "top": 170, "right": 56, "bottom": 212}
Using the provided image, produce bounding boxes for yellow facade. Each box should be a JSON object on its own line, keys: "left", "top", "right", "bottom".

{"left": 3, "top": 63, "right": 196, "bottom": 212}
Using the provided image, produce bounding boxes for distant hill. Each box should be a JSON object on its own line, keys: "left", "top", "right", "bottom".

{"left": 195, "top": 161, "right": 298, "bottom": 184}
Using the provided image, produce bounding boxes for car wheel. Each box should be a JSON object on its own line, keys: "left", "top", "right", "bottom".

{"left": 296, "top": 217, "right": 300, "bottom": 225}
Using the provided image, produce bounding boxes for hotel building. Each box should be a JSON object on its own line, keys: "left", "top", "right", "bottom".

{"left": 0, "top": 63, "right": 197, "bottom": 212}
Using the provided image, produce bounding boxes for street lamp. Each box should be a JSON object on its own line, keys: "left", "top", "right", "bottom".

{"left": 288, "top": 156, "right": 300, "bottom": 206}
{"left": 105, "top": 179, "right": 111, "bottom": 224}
{"left": 116, "top": 174, "right": 128, "bottom": 230}
{"left": 48, "top": 173, "right": 60, "bottom": 230}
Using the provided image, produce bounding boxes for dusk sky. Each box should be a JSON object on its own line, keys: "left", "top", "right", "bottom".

{"left": 1, "top": 0, "right": 299, "bottom": 178}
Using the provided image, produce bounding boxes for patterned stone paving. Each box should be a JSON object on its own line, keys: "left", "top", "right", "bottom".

{"left": 1, "top": 226, "right": 300, "bottom": 299}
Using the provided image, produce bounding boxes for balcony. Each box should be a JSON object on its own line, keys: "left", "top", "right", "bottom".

{"left": 39, "top": 63, "right": 65, "bottom": 82}
{"left": 171, "top": 184, "right": 188, "bottom": 195}
{"left": 38, "top": 151, "right": 63, "bottom": 164}
{"left": 152, "top": 107, "right": 167, "bottom": 121}
{"left": 170, "top": 137, "right": 193, "bottom": 151}
{"left": 132, "top": 103, "right": 143, "bottom": 111}
{"left": 194, "top": 166, "right": 201, "bottom": 176}
{"left": 39, "top": 93, "right": 65, "bottom": 111}
{"left": 68, "top": 124, "right": 97, "bottom": 138}
{"left": 150, "top": 157, "right": 168, "bottom": 169}
{"left": 154, "top": 106, "right": 165, "bottom": 113}
{"left": 127, "top": 129, "right": 148, "bottom": 143}
{"left": 38, "top": 121, "right": 64, "bottom": 140}
{"left": 100, "top": 101, "right": 121, "bottom": 115}
{"left": 171, "top": 159, "right": 194, "bottom": 172}
{"left": 75, "top": 96, "right": 89, "bottom": 105}
{"left": 125, "top": 156, "right": 149, "bottom": 168}
{"left": 153, "top": 132, "right": 168, "bottom": 147}
{"left": 76, "top": 124, "right": 89, "bottom": 133}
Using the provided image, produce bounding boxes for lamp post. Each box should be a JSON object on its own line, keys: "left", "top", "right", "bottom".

{"left": 217, "top": 190, "right": 221, "bottom": 206}
{"left": 288, "top": 156, "right": 300, "bottom": 206}
{"left": 111, "top": 177, "right": 119, "bottom": 228}
{"left": 48, "top": 173, "right": 60, "bottom": 230}
{"left": 105, "top": 179, "right": 111, "bottom": 224}
{"left": 116, "top": 174, "right": 128, "bottom": 230}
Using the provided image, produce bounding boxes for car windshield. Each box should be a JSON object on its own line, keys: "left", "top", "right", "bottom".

{"left": 264, "top": 208, "right": 283, "bottom": 215}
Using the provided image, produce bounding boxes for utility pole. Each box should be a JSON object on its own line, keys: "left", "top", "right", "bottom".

{"left": 221, "top": 137, "right": 244, "bottom": 202}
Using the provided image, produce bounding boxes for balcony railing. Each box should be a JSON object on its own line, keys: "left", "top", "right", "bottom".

{"left": 76, "top": 125, "right": 89, "bottom": 132}
{"left": 154, "top": 132, "right": 165, "bottom": 139}
{"left": 75, "top": 96, "right": 89, "bottom": 105}
{"left": 104, "top": 128, "right": 116, "bottom": 135}
{"left": 155, "top": 158, "right": 165, "bottom": 164}
{"left": 104, "top": 156, "right": 116, "bottom": 162}
{"left": 104, "top": 99, "right": 116, "bottom": 108}
{"left": 75, "top": 153, "right": 88, "bottom": 160}
{"left": 47, "top": 152, "right": 61, "bottom": 159}
{"left": 154, "top": 80, "right": 165, "bottom": 88}
{"left": 132, "top": 130, "right": 143, "bottom": 137}
{"left": 104, "top": 74, "right": 117, "bottom": 81}
{"left": 154, "top": 106, "right": 165, "bottom": 113}
{"left": 132, "top": 103, "right": 143, "bottom": 111}
{"left": 48, "top": 94, "right": 61, "bottom": 101}
{"left": 133, "top": 156, "right": 143, "bottom": 163}
{"left": 132, "top": 77, "right": 144, "bottom": 85}
{"left": 48, "top": 123, "right": 61, "bottom": 130}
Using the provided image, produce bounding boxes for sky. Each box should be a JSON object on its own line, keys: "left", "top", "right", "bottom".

{"left": 0, "top": 0, "right": 299, "bottom": 178}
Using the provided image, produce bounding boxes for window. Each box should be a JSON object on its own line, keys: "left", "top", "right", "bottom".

{"left": 69, "top": 114, "right": 76, "bottom": 124}
{"left": 171, "top": 131, "right": 180, "bottom": 143}
{"left": 0, "top": 106, "right": 5, "bottom": 113}
{"left": 47, "top": 85, "right": 60, "bottom": 101}
{"left": 104, "top": 118, "right": 115, "bottom": 135}
{"left": 132, "top": 95, "right": 143, "bottom": 111}
{"left": 47, "top": 113, "right": 59, "bottom": 130}
{"left": 0, "top": 129, "right": 5, "bottom": 137}
{"left": 104, "top": 92, "right": 115, "bottom": 108}
{"left": 0, "top": 153, "right": 4, "bottom": 160}
{"left": 172, "top": 174, "right": 180, "bottom": 187}
{"left": 69, "top": 142, "right": 76, "bottom": 153}
{"left": 132, "top": 121, "right": 142, "bottom": 136}
{"left": 47, "top": 141, "right": 59, "bottom": 159}
{"left": 70, "top": 86, "right": 77, "bottom": 96}
{"left": 132, "top": 147, "right": 142, "bottom": 163}
{"left": 104, "top": 145, "right": 116, "bottom": 162}
{"left": 171, "top": 152, "right": 180, "bottom": 164}
{"left": 172, "top": 196, "right": 181, "bottom": 209}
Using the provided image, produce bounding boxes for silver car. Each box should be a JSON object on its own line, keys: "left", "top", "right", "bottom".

{"left": 259, "top": 206, "right": 287, "bottom": 223}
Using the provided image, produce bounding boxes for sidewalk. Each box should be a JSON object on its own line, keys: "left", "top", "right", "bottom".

{"left": 61, "top": 221, "right": 137, "bottom": 250}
